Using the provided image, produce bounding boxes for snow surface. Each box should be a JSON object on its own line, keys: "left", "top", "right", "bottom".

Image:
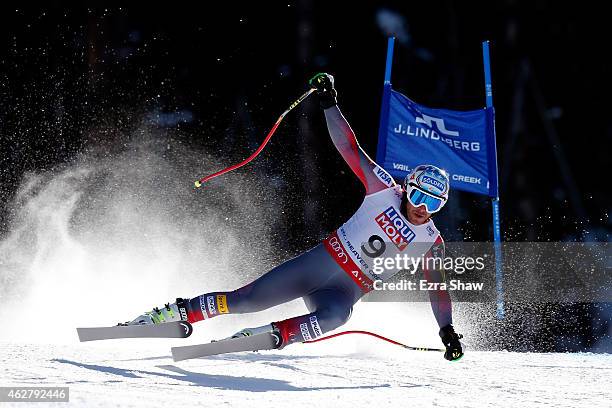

{"left": 2, "top": 302, "right": 611, "bottom": 408}
{"left": 2, "top": 342, "right": 611, "bottom": 408}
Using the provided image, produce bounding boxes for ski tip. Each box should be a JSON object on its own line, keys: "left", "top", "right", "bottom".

{"left": 76, "top": 327, "right": 100, "bottom": 342}
{"left": 76, "top": 328, "right": 84, "bottom": 342}
{"left": 170, "top": 347, "right": 185, "bottom": 362}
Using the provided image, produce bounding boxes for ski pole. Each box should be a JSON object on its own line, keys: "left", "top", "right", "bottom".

{"left": 304, "top": 330, "right": 444, "bottom": 352}
{"left": 194, "top": 87, "right": 317, "bottom": 188}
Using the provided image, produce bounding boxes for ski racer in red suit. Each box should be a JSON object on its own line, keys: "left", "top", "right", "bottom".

{"left": 128, "top": 73, "right": 464, "bottom": 361}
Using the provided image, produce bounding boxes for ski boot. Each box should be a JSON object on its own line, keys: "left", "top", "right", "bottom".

{"left": 222, "top": 323, "right": 283, "bottom": 349}
{"left": 126, "top": 298, "right": 191, "bottom": 325}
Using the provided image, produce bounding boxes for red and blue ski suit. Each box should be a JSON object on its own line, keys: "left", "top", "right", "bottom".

{"left": 186, "top": 106, "right": 453, "bottom": 346}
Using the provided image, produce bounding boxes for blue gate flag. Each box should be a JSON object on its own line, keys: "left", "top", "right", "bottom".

{"left": 376, "top": 89, "right": 498, "bottom": 197}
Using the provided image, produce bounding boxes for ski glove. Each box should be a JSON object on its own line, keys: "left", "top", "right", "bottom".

{"left": 308, "top": 72, "right": 337, "bottom": 109}
{"left": 439, "top": 324, "right": 464, "bottom": 361}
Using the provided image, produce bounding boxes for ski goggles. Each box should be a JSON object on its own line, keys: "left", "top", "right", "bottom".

{"left": 406, "top": 184, "right": 447, "bottom": 214}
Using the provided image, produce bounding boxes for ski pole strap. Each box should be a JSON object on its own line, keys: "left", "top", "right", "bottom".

{"left": 303, "top": 330, "right": 444, "bottom": 352}
{"left": 194, "top": 88, "right": 316, "bottom": 188}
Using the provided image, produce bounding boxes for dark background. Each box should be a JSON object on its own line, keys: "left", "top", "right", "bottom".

{"left": 0, "top": 2, "right": 609, "bottom": 351}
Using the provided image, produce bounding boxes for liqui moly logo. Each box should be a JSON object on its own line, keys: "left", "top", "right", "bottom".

{"left": 375, "top": 206, "right": 416, "bottom": 250}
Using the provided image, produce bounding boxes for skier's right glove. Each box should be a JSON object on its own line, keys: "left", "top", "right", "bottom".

{"left": 439, "top": 324, "right": 464, "bottom": 361}
{"left": 308, "top": 72, "right": 337, "bottom": 109}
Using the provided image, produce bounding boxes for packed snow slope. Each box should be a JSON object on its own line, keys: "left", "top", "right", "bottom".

{"left": 1, "top": 302, "right": 611, "bottom": 408}
{"left": 1, "top": 338, "right": 611, "bottom": 407}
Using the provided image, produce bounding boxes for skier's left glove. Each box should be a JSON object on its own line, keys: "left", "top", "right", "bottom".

{"left": 439, "top": 324, "right": 464, "bottom": 361}
{"left": 308, "top": 72, "right": 337, "bottom": 109}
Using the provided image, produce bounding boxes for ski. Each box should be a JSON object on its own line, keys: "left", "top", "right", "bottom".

{"left": 77, "top": 321, "right": 193, "bottom": 342}
{"left": 171, "top": 332, "right": 278, "bottom": 362}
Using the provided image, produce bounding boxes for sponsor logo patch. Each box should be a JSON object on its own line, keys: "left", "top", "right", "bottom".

{"left": 327, "top": 235, "right": 349, "bottom": 264}
{"left": 178, "top": 306, "right": 188, "bottom": 321}
{"left": 415, "top": 114, "right": 459, "bottom": 137}
{"left": 420, "top": 175, "right": 445, "bottom": 193}
{"left": 373, "top": 166, "right": 394, "bottom": 187}
{"left": 324, "top": 232, "right": 375, "bottom": 293}
{"left": 300, "top": 322, "right": 312, "bottom": 341}
{"left": 375, "top": 206, "right": 416, "bottom": 250}
{"left": 309, "top": 316, "right": 322, "bottom": 339}
{"left": 198, "top": 296, "right": 208, "bottom": 319}
{"left": 216, "top": 294, "right": 229, "bottom": 314}
{"left": 206, "top": 296, "right": 217, "bottom": 316}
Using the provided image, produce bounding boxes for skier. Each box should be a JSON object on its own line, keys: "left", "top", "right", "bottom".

{"left": 128, "top": 73, "right": 464, "bottom": 361}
